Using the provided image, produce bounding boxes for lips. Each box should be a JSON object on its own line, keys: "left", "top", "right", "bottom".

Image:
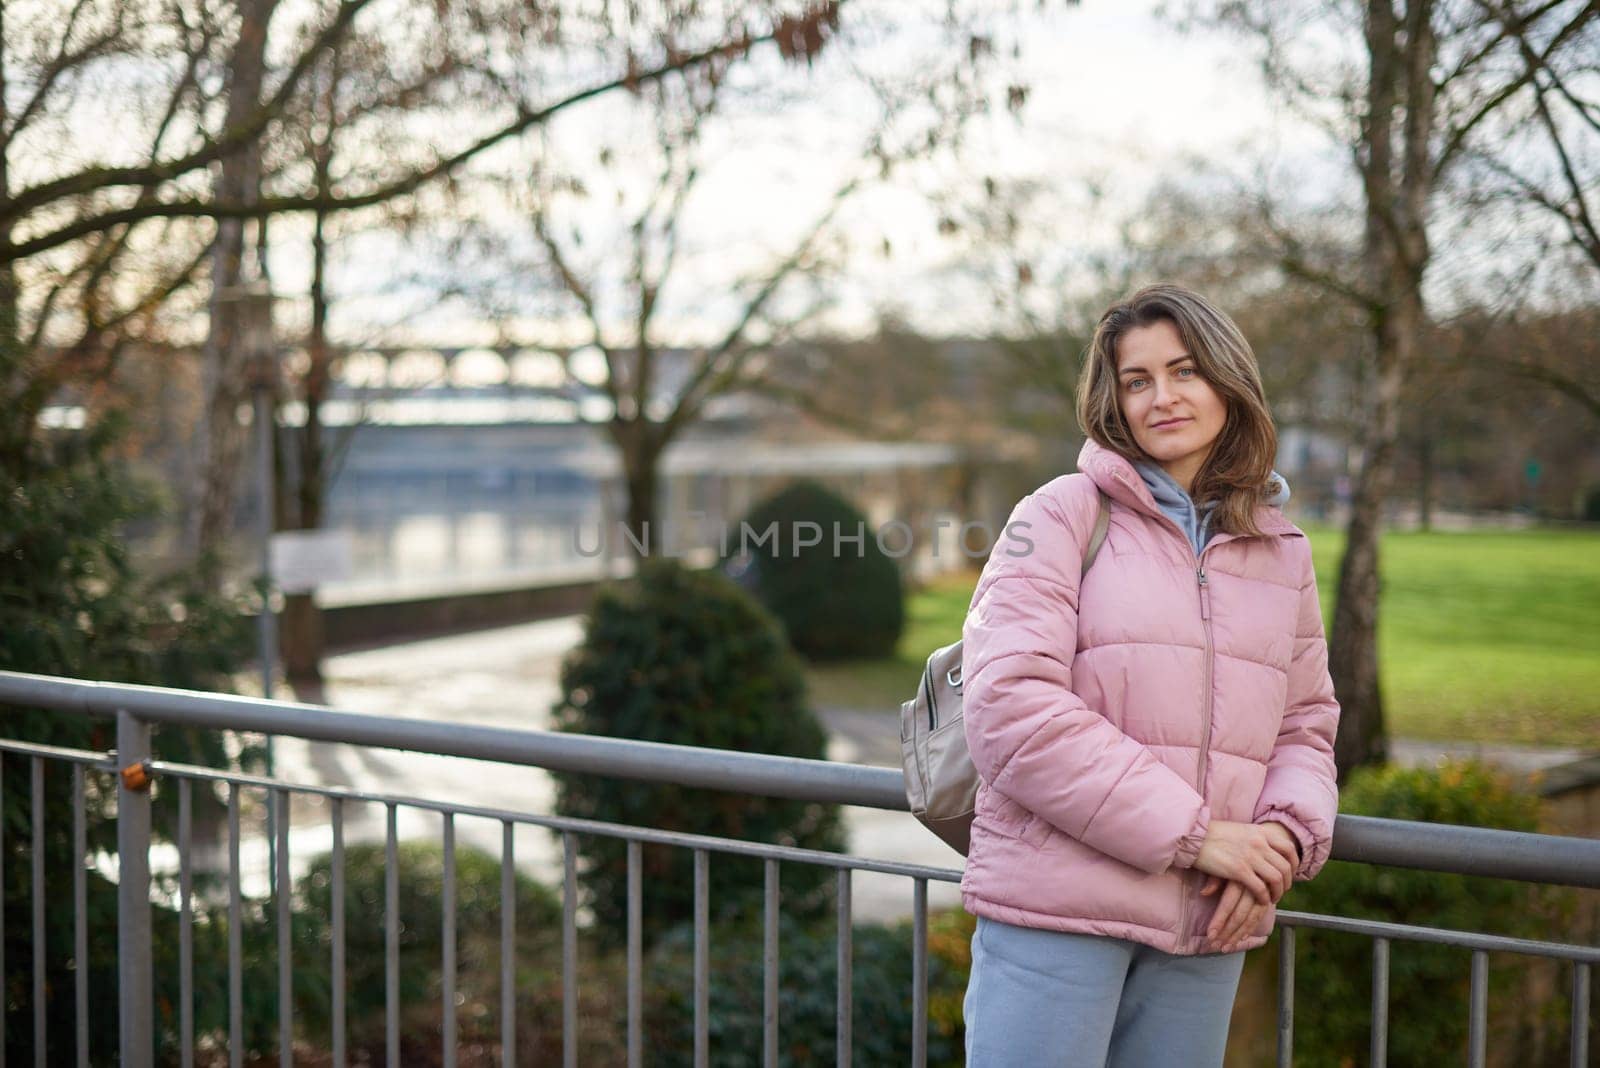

{"left": 1151, "top": 417, "right": 1191, "bottom": 430}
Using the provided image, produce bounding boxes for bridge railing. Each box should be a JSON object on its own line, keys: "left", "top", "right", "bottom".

{"left": 0, "top": 669, "right": 1596, "bottom": 1067}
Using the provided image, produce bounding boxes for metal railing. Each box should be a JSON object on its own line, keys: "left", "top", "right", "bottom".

{"left": 0, "top": 668, "right": 1597, "bottom": 1067}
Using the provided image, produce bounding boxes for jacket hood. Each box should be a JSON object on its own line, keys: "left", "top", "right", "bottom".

{"left": 1076, "top": 439, "right": 1299, "bottom": 538}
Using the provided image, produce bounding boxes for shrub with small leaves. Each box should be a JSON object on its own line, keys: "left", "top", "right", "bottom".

{"left": 292, "top": 840, "right": 562, "bottom": 1044}
{"left": 1, "top": 416, "right": 254, "bottom": 1065}
{"left": 550, "top": 560, "right": 845, "bottom": 950}
{"left": 642, "top": 913, "right": 967, "bottom": 1066}
{"left": 1279, "top": 760, "right": 1575, "bottom": 1067}
{"left": 722, "top": 479, "right": 905, "bottom": 661}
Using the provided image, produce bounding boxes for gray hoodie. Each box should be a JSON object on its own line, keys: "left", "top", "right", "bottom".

{"left": 1134, "top": 461, "right": 1292, "bottom": 556}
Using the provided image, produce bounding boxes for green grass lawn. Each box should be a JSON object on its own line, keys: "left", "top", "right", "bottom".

{"left": 804, "top": 526, "right": 1600, "bottom": 750}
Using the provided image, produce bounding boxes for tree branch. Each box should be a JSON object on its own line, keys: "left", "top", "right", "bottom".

{"left": 664, "top": 169, "right": 863, "bottom": 435}
{"left": 1433, "top": 0, "right": 1596, "bottom": 180}
{"left": 4, "top": 23, "right": 793, "bottom": 263}
{"left": 533, "top": 205, "right": 621, "bottom": 411}
{"left": 3, "top": 0, "right": 377, "bottom": 224}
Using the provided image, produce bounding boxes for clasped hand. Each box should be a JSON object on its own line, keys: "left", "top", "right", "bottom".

{"left": 1192, "top": 820, "right": 1299, "bottom": 953}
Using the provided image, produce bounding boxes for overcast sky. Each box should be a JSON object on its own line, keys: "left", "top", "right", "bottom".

{"left": 263, "top": 0, "right": 1336, "bottom": 357}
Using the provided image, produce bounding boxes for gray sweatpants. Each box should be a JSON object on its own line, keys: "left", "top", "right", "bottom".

{"left": 963, "top": 916, "right": 1247, "bottom": 1067}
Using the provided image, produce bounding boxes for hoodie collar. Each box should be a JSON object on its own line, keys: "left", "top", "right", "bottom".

{"left": 1076, "top": 439, "right": 1301, "bottom": 538}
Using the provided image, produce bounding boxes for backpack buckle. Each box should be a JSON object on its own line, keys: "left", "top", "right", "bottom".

{"left": 946, "top": 665, "right": 963, "bottom": 689}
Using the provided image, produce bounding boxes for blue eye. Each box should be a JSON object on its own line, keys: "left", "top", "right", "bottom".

{"left": 1176, "top": 367, "right": 1196, "bottom": 378}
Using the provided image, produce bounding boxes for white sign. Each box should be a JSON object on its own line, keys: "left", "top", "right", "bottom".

{"left": 269, "top": 530, "right": 354, "bottom": 593}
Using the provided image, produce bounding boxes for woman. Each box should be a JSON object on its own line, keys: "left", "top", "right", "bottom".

{"left": 960, "top": 283, "right": 1340, "bottom": 1066}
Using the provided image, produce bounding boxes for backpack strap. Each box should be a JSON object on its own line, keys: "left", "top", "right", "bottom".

{"left": 1082, "top": 489, "right": 1112, "bottom": 574}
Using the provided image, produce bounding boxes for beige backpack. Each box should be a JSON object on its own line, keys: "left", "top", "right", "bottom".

{"left": 899, "top": 490, "right": 1111, "bottom": 855}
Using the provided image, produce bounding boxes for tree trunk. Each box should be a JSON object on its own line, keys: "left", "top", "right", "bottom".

{"left": 192, "top": 0, "right": 277, "bottom": 580}
{"left": 613, "top": 419, "right": 664, "bottom": 559}
{"left": 1329, "top": 0, "right": 1436, "bottom": 781}
{"left": 281, "top": 298, "right": 331, "bottom": 682}
{"left": 1417, "top": 430, "right": 1434, "bottom": 532}
{"left": 0, "top": 10, "right": 24, "bottom": 475}
{"left": 1329, "top": 298, "right": 1414, "bottom": 777}
{"left": 281, "top": 62, "right": 338, "bottom": 688}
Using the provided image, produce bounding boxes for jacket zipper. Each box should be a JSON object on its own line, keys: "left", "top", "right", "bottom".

{"left": 1190, "top": 565, "right": 1216, "bottom": 951}
{"left": 1110, "top": 470, "right": 1222, "bottom": 952}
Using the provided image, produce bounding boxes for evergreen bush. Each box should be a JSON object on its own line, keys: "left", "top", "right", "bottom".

{"left": 1279, "top": 760, "right": 1574, "bottom": 1066}
{"left": 0, "top": 417, "right": 254, "bottom": 1064}
{"left": 292, "top": 840, "right": 562, "bottom": 1047}
{"left": 641, "top": 913, "right": 967, "bottom": 1066}
{"left": 549, "top": 559, "right": 844, "bottom": 949}
{"left": 722, "top": 480, "right": 904, "bottom": 661}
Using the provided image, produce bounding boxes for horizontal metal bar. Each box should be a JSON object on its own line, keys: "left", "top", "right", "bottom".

{"left": 6, "top": 669, "right": 1600, "bottom": 889}
{"left": 1332, "top": 812, "right": 1600, "bottom": 890}
{"left": 1277, "top": 909, "right": 1600, "bottom": 963}
{"left": 0, "top": 737, "right": 112, "bottom": 766}
{"left": 141, "top": 758, "right": 965, "bottom": 883}
{"left": 0, "top": 670, "right": 893, "bottom": 808}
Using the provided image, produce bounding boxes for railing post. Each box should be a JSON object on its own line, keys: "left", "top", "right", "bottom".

{"left": 116, "top": 709, "right": 153, "bottom": 1068}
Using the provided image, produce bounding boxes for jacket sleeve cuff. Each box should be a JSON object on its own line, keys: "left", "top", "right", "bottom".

{"left": 1256, "top": 808, "right": 1316, "bottom": 879}
{"left": 1171, "top": 804, "right": 1210, "bottom": 870}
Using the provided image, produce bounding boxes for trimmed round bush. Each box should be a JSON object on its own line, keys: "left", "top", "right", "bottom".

{"left": 550, "top": 559, "right": 845, "bottom": 949}
{"left": 721, "top": 480, "right": 904, "bottom": 661}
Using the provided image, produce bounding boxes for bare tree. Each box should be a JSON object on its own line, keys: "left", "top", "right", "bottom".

{"left": 1457, "top": 0, "right": 1600, "bottom": 418}
{"left": 1, "top": 0, "right": 861, "bottom": 555}
{"left": 1195, "top": 0, "right": 1599, "bottom": 777}
{"left": 436, "top": 5, "right": 1000, "bottom": 555}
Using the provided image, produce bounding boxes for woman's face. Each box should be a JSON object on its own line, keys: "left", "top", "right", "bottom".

{"left": 1115, "top": 318, "right": 1228, "bottom": 493}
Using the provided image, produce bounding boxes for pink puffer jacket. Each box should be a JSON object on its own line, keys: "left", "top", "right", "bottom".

{"left": 960, "top": 440, "right": 1340, "bottom": 955}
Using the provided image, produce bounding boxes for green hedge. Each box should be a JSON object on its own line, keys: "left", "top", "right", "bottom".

{"left": 1, "top": 417, "right": 254, "bottom": 1065}
{"left": 550, "top": 560, "right": 844, "bottom": 950}
{"left": 1278, "top": 760, "right": 1575, "bottom": 1066}
{"left": 293, "top": 839, "right": 561, "bottom": 1045}
{"left": 640, "top": 913, "right": 967, "bottom": 1066}
{"left": 723, "top": 480, "right": 905, "bottom": 661}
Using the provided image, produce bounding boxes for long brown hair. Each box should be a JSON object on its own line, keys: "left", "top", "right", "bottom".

{"left": 1076, "top": 283, "right": 1282, "bottom": 537}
